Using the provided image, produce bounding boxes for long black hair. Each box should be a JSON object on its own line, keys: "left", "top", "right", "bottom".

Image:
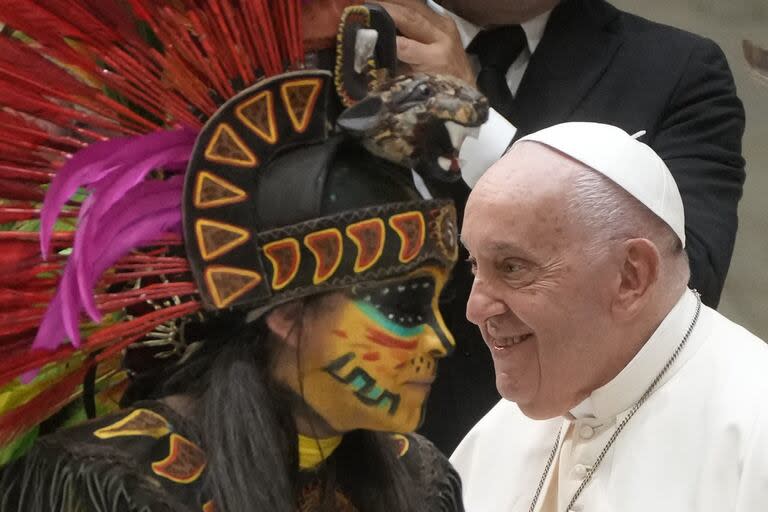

{"left": 128, "top": 306, "right": 420, "bottom": 512}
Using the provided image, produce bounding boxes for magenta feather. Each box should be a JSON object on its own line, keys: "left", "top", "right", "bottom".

{"left": 33, "top": 181, "right": 184, "bottom": 350}
{"left": 73, "top": 144, "right": 192, "bottom": 319}
{"left": 77, "top": 177, "right": 185, "bottom": 322}
{"left": 39, "top": 128, "right": 198, "bottom": 257}
{"left": 34, "top": 129, "right": 197, "bottom": 351}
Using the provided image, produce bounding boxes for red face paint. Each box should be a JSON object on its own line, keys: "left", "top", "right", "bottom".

{"left": 365, "top": 326, "right": 418, "bottom": 350}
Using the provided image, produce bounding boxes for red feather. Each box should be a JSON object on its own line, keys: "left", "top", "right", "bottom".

{"left": 0, "top": 0, "right": 310, "bottom": 457}
{"left": 0, "top": 289, "right": 53, "bottom": 311}
{"left": 0, "top": 240, "right": 45, "bottom": 267}
{"left": 0, "top": 165, "right": 55, "bottom": 183}
{"left": 0, "top": 3, "right": 89, "bottom": 46}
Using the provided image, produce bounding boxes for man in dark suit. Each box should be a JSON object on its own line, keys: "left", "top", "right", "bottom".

{"left": 380, "top": 0, "right": 746, "bottom": 453}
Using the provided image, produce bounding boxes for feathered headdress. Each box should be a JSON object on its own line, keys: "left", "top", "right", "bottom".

{"left": 0, "top": 0, "right": 488, "bottom": 464}
{"left": 0, "top": 0, "right": 326, "bottom": 462}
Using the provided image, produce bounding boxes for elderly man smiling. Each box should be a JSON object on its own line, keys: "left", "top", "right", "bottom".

{"left": 451, "top": 122, "right": 768, "bottom": 511}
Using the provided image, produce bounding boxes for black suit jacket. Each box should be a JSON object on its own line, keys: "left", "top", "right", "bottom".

{"left": 421, "top": 0, "right": 746, "bottom": 453}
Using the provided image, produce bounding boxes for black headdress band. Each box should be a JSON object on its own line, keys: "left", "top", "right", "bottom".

{"left": 201, "top": 199, "right": 457, "bottom": 309}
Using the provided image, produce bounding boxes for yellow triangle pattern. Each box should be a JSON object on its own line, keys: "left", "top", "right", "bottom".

{"left": 205, "top": 266, "right": 263, "bottom": 308}
{"left": 236, "top": 91, "right": 278, "bottom": 144}
{"left": 196, "top": 219, "right": 250, "bottom": 261}
{"left": 204, "top": 123, "right": 258, "bottom": 167}
{"left": 281, "top": 78, "right": 322, "bottom": 134}
{"left": 194, "top": 171, "right": 248, "bottom": 209}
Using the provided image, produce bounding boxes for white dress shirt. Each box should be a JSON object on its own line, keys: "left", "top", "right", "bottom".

{"left": 451, "top": 289, "right": 768, "bottom": 511}
{"left": 423, "top": 2, "right": 551, "bottom": 186}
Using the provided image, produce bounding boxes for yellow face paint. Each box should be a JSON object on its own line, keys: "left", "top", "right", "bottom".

{"left": 286, "top": 265, "right": 455, "bottom": 433}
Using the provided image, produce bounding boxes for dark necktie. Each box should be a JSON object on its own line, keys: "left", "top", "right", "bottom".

{"left": 468, "top": 25, "right": 527, "bottom": 118}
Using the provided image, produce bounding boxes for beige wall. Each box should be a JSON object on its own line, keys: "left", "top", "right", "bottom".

{"left": 610, "top": 0, "right": 768, "bottom": 338}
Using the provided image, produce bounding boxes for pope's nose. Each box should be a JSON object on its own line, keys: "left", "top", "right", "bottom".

{"left": 466, "top": 278, "right": 507, "bottom": 327}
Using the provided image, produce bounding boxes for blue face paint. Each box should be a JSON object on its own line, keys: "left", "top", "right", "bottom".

{"left": 353, "top": 301, "right": 426, "bottom": 338}
{"left": 350, "top": 273, "right": 438, "bottom": 332}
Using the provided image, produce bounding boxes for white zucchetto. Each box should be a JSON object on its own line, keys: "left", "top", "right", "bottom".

{"left": 515, "top": 122, "right": 686, "bottom": 246}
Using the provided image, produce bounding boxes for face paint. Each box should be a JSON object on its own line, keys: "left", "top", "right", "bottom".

{"left": 279, "top": 265, "right": 454, "bottom": 433}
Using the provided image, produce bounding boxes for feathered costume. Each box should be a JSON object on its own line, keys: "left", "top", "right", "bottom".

{"left": 0, "top": 1, "right": 487, "bottom": 510}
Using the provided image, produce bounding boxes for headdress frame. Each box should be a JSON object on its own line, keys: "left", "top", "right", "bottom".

{"left": 183, "top": 70, "right": 459, "bottom": 313}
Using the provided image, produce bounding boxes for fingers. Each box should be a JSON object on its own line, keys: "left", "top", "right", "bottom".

{"left": 378, "top": 1, "right": 445, "bottom": 44}
{"left": 396, "top": 36, "right": 432, "bottom": 65}
{"left": 397, "top": 36, "right": 475, "bottom": 85}
{"left": 378, "top": 0, "right": 477, "bottom": 85}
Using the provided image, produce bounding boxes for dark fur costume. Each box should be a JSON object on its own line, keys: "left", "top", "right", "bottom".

{"left": 0, "top": 401, "right": 462, "bottom": 512}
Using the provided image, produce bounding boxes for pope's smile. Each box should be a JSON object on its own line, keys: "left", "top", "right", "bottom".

{"left": 489, "top": 332, "right": 534, "bottom": 350}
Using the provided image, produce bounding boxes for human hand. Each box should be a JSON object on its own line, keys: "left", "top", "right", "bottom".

{"left": 377, "top": 0, "right": 476, "bottom": 87}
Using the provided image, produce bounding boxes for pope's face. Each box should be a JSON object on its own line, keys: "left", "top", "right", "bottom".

{"left": 282, "top": 265, "right": 455, "bottom": 433}
{"left": 462, "top": 143, "right": 617, "bottom": 419}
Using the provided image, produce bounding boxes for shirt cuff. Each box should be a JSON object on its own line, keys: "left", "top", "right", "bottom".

{"left": 459, "top": 108, "right": 517, "bottom": 188}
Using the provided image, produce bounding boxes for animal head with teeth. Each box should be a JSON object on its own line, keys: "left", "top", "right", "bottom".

{"left": 337, "top": 73, "right": 489, "bottom": 182}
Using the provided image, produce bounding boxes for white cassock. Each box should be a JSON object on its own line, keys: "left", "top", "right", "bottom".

{"left": 451, "top": 289, "right": 768, "bottom": 512}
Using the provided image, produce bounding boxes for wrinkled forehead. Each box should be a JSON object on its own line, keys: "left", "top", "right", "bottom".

{"left": 463, "top": 144, "right": 579, "bottom": 252}
{"left": 469, "top": 143, "right": 575, "bottom": 210}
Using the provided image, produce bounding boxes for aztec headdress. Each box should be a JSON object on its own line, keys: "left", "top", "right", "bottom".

{"left": 0, "top": 1, "right": 488, "bottom": 462}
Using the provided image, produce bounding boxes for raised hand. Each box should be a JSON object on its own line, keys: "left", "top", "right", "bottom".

{"left": 378, "top": 0, "right": 476, "bottom": 87}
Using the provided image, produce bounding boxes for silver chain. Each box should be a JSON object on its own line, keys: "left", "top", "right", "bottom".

{"left": 528, "top": 291, "right": 702, "bottom": 512}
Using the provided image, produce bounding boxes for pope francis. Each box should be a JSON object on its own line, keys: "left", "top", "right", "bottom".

{"left": 451, "top": 122, "right": 768, "bottom": 511}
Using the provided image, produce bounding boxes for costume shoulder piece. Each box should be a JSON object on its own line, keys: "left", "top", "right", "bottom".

{"left": 296, "top": 433, "right": 463, "bottom": 512}
{"left": 393, "top": 433, "right": 464, "bottom": 512}
{"left": 0, "top": 401, "right": 208, "bottom": 512}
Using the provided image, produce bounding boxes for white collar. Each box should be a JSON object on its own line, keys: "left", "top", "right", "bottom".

{"left": 569, "top": 289, "right": 705, "bottom": 420}
{"left": 425, "top": 1, "right": 552, "bottom": 54}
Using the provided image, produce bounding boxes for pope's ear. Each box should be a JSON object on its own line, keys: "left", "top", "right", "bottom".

{"left": 613, "top": 238, "right": 661, "bottom": 318}
{"left": 265, "top": 301, "right": 304, "bottom": 348}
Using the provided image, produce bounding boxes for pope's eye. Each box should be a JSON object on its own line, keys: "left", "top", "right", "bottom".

{"left": 498, "top": 259, "right": 526, "bottom": 275}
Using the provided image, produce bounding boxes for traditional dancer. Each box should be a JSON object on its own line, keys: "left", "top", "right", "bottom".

{"left": 0, "top": 2, "right": 487, "bottom": 510}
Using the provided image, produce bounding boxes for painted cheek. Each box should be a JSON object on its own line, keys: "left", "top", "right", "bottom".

{"left": 365, "top": 326, "right": 418, "bottom": 350}
{"left": 394, "top": 353, "right": 412, "bottom": 366}
{"left": 332, "top": 329, "right": 349, "bottom": 339}
{"left": 375, "top": 365, "right": 399, "bottom": 381}
{"left": 410, "top": 355, "right": 432, "bottom": 374}
{"left": 322, "top": 352, "right": 401, "bottom": 419}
